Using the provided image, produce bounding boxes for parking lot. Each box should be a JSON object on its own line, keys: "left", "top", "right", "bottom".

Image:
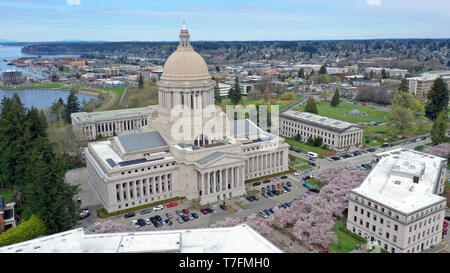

{"left": 78, "top": 173, "right": 313, "bottom": 232}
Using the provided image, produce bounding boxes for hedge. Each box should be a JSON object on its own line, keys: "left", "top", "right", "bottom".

{"left": 97, "top": 196, "right": 185, "bottom": 218}
{"left": 0, "top": 215, "right": 47, "bottom": 247}
{"left": 338, "top": 225, "right": 367, "bottom": 244}
{"left": 244, "top": 167, "right": 296, "bottom": 184}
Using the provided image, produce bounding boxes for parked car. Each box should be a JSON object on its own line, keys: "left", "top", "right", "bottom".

{"left": 246, "top": 196, "right": 254, "bottom": 202}
{"left": 167, "top": 202, "right": 178, "bottom": 208}
{"left": 175, "top": 210, "right": 184, "bottom": 217}
{"left": 353, "top": 151, "right": 362, "bottom": 156}
{"left": 261, "top": 188, "right": 266, "bottom": 194}
{"left": 141, "top": 208, "right": 151, "bottom": 215}
{"left": 153, "top": 205, "right": 164, "bottom": 211}
{"left": 281, "top": 182, "right": 286, "bottom": 187}
{"left": 303, "top": 175, "right": 311, "bottom": 181}
{"left": 263, "top": 179, "right": 271, "bottom": 184}
{"left": 266, "top": 186, "right": 271, "bottom": 192}
{"left": 177, "top": 217, "right": 184, "bottom": 224}
{"left": 155, "top": 215, "right": 162, "bottom": 222}
{"left": 145, "top": 218, "right": 152, "bottom": 225}
{"left": 80, "top": 209, "right": 91, "bottom": 219}
{"left": 165, "top": 212, "right": 173, "bottom": 219}
{"left": 308, "top": 188, "right": 320, "bottom": 193}
{"left": 191, "top": 213, "right": 199, "bottom": 219}
{"left": 267, "top": 191, "right": 274, "bottom": 197}
{"left": 200, "top": 208, "right": 208, "bottom": 215}
{"left": 181, "top": 215, "right": 189, "bottom": 222}
{"left": 277, "top": 183, "right": 282, "bottom": 189}
{"left": 253, "top": 196, "right": 259, "bottom": 201}
{"left": 252, "top": 181, "right": 261, "bottom": 186}
{"left": 421, "top": 136, "right": 427, "bottom": 140}
{"left": 286, "top": 181, "right": 292, "bottom": 187}
{"left": 271, "top": 185, "right": 277, "bottom": 191}
{"left": 124, "top": 212, "right": 135, "bottom": 218}
{"left": 367, "top": 148, "right": 376, "bottom": 152}
{"left": 272, "top": 177, "right": 280, "bottom": 181}
{"left": 166, "top": 219, "right": 173, "bottom": 226}
{"left": 258, "top": 211, "right": 269, "bottom": 218}
{"left": 182, "top": 209, "right": 190, "bottom": 215}
{"left": 381, "top": 142, "right": 391, "bottom": 148}
{"left": 219, "top": 204, "right": 228, "bottom": 210}
{"left": 281, "top": 175, "right": 288, "bottom": 179}
{"left": 308, "top": 157, "right": 315, "bottom": 162}
{"left": 137, "top": 218, "right": 146, "bottom": 226}
{"left": 303, "top": 182, "right": 311, "bottom": 189}
{"left": 284, "top": 187, "right": 291, "bottom": 192}
{"left": 445, "top": 216, "right": 450, "bottom": 221}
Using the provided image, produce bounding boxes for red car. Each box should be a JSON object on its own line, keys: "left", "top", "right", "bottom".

{"left": 277, "top": 183, "right": 282, "bottom": 189}
{"left": 200, "top": 208, "right": 208, "bottom": 215}
{"left": 167, "top": 202, "right": 178, "bottom": 208}
{"left": 362, "top": 103, "right": 367, "bottom": 106}
{"left": 182, "top": 209, "right": 190, "bottom": 215}
{"left": 219, "top": 204, "right": 227, "bottom": 211}
{"left": 80, "top": 208, "right": 91, "bottom": 219}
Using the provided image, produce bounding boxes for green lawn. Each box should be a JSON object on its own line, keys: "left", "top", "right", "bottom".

{"left": 307, "top": 178, "right": 326, "bottom": 189}
{"left": 0, "top": 189, "right": 13, "bottom": 203}
{"left": 296, "top": 165, "right": 312, "bottom": 171}
{"left": 285, "top": 138, "right": 330, "bottom": 155}
{"left": 329, "top": 220, "right": 363, "bottom": 253}
{"left": 298, "top": 102, "right": 388, "bottom": 123}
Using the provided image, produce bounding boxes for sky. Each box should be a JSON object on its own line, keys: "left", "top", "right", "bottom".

{"left": 0, "top": 0, "right": 449, "bottom": 42}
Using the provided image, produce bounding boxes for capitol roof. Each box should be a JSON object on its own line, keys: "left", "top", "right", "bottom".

{"left": 160, "top": 23, "right": 210, "bottom": 82}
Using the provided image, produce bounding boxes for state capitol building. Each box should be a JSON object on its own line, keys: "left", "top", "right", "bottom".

{"left": 74, "top": 24, "right": 289, "bottom": 212}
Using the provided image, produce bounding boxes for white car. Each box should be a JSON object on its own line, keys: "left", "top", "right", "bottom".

{"left": 131, "top": 220, "right": 139, "bottom": 226}
{"left": 272, "top": 177, "right": 280, "bottom": 181}
{"left": 153, "top": 205, "right": 164, "bottom": 211}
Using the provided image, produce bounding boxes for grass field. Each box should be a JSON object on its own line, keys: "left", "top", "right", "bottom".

{"left": 307, "top": 178, "right": 326, "bottom": 189}
{"left": 329, "top": 220, "right": 363, "bottom": 253}
{"left": 296, "top": 165, "right": 312, "bottom": 171}
{"left": 285, "top": 138, "right": 332, "bottom": 156}
{"left": 298, "top": 102, "right": 388, "bottom": 123}
{"left": 0, "top": 189, "right": 13, "bottom": 203}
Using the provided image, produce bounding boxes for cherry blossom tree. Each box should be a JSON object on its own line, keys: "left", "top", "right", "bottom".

{"left": 425, "top": 143, "right": 450, "bottom": 159}
{"left": 87, "top": 220, "right": 138, "bottom": 234}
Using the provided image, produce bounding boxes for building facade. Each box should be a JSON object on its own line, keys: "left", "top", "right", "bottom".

{"left": 83, "top": 24, "right": 289, "bottom": 212}
{"left": 347, "top": 148, "right": 447, "bottom": 253}
{"left": 407, "top": 72, "right": 450, "bottom": 99}
{"left": 279, "top": 110, "right": 364, "bottom": 149}
{"left": 71, "top": 106, "right": 158, "bottom": 140}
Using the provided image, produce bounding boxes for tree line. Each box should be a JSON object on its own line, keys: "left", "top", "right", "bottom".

{"left": 0, "top": 94, "right": 80, "bottom": 237}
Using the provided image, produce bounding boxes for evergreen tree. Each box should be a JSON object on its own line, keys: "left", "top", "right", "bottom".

{"left": 330, "top": 88, "right": 340, "bottom": 107}
{"left": 23, "top": 147, "right": 80, "bottom": 234}
{"left": 138, "top": 73, "right": 144, "bottom": 89}
{"left": 319, "top": 64, "right": 327, "bottom": 75}
{"left": 0, "top": 95, "right": 31, "bottom": 189}
{"left": 431, "top": 109, "right": 448, "bottom": 144}
{"left": 214, "top": 83, "right": 222, "bottom": 104}
{"left": 398, "top": 78, "right": 409, "bottom": 92}
{"left": 304, "top": 97, "right": 318, "bottom": 114}
{"left": 229, "top": 77, "right": 242, "bottom": 105}
{"left": 298, "top": 68, "right": 305, "bottom": 79}
{"left": 27, "top": 107, "right": 48, "bottom": 141}
{"left": 64, "top": 92, "right": 81, "bottom": 124}
{"left": 425, "top": 77, "right": 449, "bottom": 120}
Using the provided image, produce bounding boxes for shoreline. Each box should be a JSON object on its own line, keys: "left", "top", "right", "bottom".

{"left": 0, "top": 87, "right": 100, "bottom": 97}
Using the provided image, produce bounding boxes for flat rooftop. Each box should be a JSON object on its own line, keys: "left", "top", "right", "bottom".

{"left": 281, "top": 110, "right": 362, "bottom": 131}
{"left": 72, "top": 105, "right": 157, "bottom": 123}
{"left": 352, "top": 148, "right": 446, "bottom": 215}
{"left": 0, "top": 224, "right": 282, "bottom": 253}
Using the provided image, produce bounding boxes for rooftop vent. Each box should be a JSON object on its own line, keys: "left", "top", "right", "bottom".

{"left": 394, "top": 180, "right": 401, "bottom": 185}
{"left": 408, "top": 186, "right": 414, "bottom": 192}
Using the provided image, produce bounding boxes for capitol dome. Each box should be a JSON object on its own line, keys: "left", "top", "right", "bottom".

{"left": 160, "top": 23, "right": 211, "bottom": 82}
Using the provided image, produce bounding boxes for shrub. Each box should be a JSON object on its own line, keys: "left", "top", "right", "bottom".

{"left": 97, "top": 196, "right": 185, "bottom": 218}
{"left": 0, "top": 215, "right": 47, "bottom": 247}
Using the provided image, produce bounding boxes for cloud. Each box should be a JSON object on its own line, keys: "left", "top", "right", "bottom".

{"left": 66, "top": 0, "right": 80, "bottom": 6}
{"left": 366, "top": 0, "right": 381, "bottom": 6}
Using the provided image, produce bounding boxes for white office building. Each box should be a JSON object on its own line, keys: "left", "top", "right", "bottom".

{"left": 347, "top": 148, "right": 448, "bottom": 253}
{"left": 279, "top": 110, "right": 364, "bottom": 149}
